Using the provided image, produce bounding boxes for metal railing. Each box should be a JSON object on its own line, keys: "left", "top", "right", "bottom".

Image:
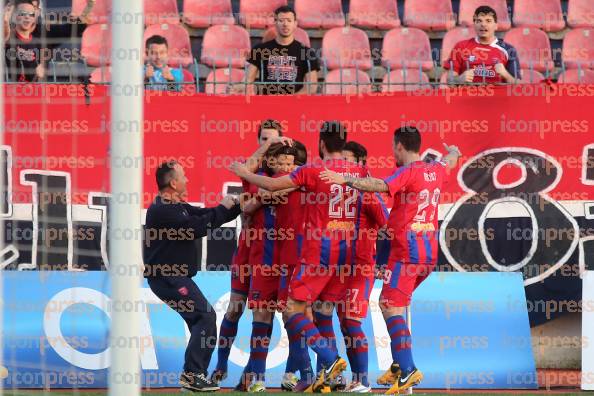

{"left": 5, "top": 59, "right": 594, "bottom": 94}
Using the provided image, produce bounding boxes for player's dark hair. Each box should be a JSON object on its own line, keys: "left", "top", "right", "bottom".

{"left": 257, "top": 119, "right": 284, "bottom": 140}
{"left": 156, "top": 160, "right": 178, "bottom": 191}
{"left": 274, "top": 5, "right": 296, "bottom": 20}
{"left": 319, "top": 121, "right": 347, "bottom": 153}
{"left": 146, "top": 35, "right": 168, "bottom": 49}
{"left": 473, "top": 5, "right": 497, "bottom": 22}
{"left": 394, "top": 126, "right": 421, "bottom": 153}
{"left": 262, "top": 143, "right": 297, "bottom": 174}
{"left": 15, "top": 0, "right": 35, "bottom": 7}
{"left": 344, "top": 141, "right": 368, "bottom": 166}
{"left": 293, "top": 140, "right": 307, "bottom": 166}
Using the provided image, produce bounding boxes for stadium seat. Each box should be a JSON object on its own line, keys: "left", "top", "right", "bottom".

{"left": 262, "top": 26, "right": 311, "bottom": 47}
{"left": 513, "top": 0, "right": 565, "bottom": 32}
{"left": 558, "top": 69, "right": 594, "bottom": 83}
{"left": 205, "top": 68, "right": 247, "bottom": 94}
{"left": 294, "top": 0, "right": 345, "bottom": 29}
{"left": 504, "top": 28, "right": 554, "bottom": 72}
{"left": 348, "top": 0, "right": 401, "bottom": 30}
{"left": 382, "top": 69, "right": 430, "bottom": 92}
{"left": 403, "top": 0, "right": 456, "bottom": 31}
{"left": 324, "top": 69, "right": 372, "bottom": 94}
{"left": 382, "top": 27, "right": 433, "bottom": 71}
{"left": 144, "top": 24, "right": 193, "bottom": 67}
{"left": 144, "top": 0, "right": 180, "bottom": 25}
{"left": 458, "top": 0, "right": 511, "bottom": 30}
{"left": 562, "top": 28, "right": 594, "bottom": 69}
{"left": 81, "top": 24, "right": 112, "bottom": 67}
{"left": 201, "top": 25, "right": 251, "bottom": 68}
{"left": 72, "top": 0, "right": 111, "bottom": 24}
{"left": 322, "top": 27, "right": 372, "bottom": 71}
{"left": 567, "top": 0, "right": 594, "bottom": 28}
{"left": 518, "top": 69, "right": 546, "bottom": 83}
{"left": 440, "top": 27, "right": 474, "bottom": 67}
{"left": 182, "top": 0, "right": 235, "bottom": 28}
{"left": 90, "top": 66, "right": 111, "bottom": 83}
{"left": 239, "top": 0, "right": 287, "bottom": 29}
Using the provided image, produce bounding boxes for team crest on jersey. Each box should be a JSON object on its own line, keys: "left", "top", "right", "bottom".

{"left": 474, "top": 65, "right": 496, "bottom": 78}
{"left": 468, "top": 55, "right": 476, "bottom": 62}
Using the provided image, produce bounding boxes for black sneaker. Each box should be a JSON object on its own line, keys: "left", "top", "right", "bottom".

{"left": 180, "top": 372, "right": 220, "bottom": 392}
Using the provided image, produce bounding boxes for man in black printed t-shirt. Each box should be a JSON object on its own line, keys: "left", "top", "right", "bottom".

{"left": 244, "top": 5, "right": 320, "bottom": 95}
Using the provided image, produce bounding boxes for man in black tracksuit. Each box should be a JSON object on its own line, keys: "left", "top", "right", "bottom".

{"left": 144, "top": 161, "right": 241, "bottom": 392}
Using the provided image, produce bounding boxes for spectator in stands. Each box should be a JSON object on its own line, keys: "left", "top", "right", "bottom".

{"left": 144, "top": 35, "right": 184, "bottom": 91}
{"left": 444, "top": 5, "right": 521, "bottom": 84}
{"left": 242, "top": 5, "right": 320, "bottom": 95}
{"left": 3, "top": 0, "right": 95, "bottom": 82}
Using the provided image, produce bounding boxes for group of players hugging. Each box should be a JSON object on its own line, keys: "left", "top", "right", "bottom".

{"left": 213, "top": 119, "right": 460, "bottom": 393}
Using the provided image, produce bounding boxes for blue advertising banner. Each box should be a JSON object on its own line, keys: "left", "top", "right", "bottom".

{"left": 1, "top": 271, "right": 537, "bottom": 389}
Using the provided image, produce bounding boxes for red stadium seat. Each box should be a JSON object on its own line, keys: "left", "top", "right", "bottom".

{"left": 513, "top": 0, "right": 565, "bottom": 32}
{"left": 403, "top": 0, "right": 455, "bottom": 31}
{"left": 322, "top": 27, "right": 372, "bottom": 71}
{"left": 348, "top": 0, "right": 400, "bottom": 30}
{"left": 382, "top": 69, "right": 430, "bottom": 92}
{"left": 72, "top": 0, "right": 111, "bottom": 24}
{"left": 440, "top": 27, "right": 474, "bottom": 67}
{"left": 205, "top": 69, "right": 247, "bottom": 94}
{"left": 382, "top": 27, "right": 433, "bottom": 71}
{"left": 262, "top": 27, "right": 311, "bottom": 47}
{"left": 324, "top": 69, "right": 372, "bottom": 94}
{"left": 81, "top": 24, "right": 112, "bottom": 67}
{"left": 294, "top": 0, "right": 345, "bottom": 29}
{"left": 201, "top": 25, "right": 251, "bottom": 68}
{"left": 182, "top": 0, "right": 235, "bottom": 28}
{"left": 562, "top": 28, "right": 594, "bottom": 69}
{"left": 558, "top": 69, "right": 594, "bottom": 83}
{"left": 518, "top": 69, "right": 546, "bottom": 83}
{"left": 239, "top": 0, "right": 287, "bottom": 28}
{"left": 504, "top": 28, "right": 554, "bottom": 72}
{"left": 144, "top": 0, "right": 180, "bottom": 25}
{"left": 90, "top": 66, "right": 111, "bottom": 83}
{"left": 567, "top": 0, "right": 594, "bottom": 28}
{"left": 458, "top": 0, "right": 511, "bottom": 31}
{"left": 144, "top": 24, "right": 193, "bottom": 67}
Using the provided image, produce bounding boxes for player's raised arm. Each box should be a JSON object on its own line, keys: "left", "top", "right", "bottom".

{"left": 319, "top": 168, "right": 390, "bottom": 192}
{"left": 230, "top": 162, "right": 296, "bottom": 191}
{"left": 245, "top": 136, "right": 293, "bottom": 173}
{"left": 442, "top": 143, "right": 462, "bottom": 170}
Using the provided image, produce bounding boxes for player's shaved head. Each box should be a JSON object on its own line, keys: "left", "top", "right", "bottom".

{"left": 156, "top": 160, "right": 178, "bottom": 191}
{"left": 394, "top": 126, "right": 421, "bottom": 153}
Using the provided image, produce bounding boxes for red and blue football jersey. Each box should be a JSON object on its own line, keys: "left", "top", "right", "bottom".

{"left": 383, "top": 160, "right": 447, "bottom": 265}
{"left": 289, "top": 159, "right": 368, "bottom": 267}
{"left": 445, "top": 37, "right": 521, "bottom": 83}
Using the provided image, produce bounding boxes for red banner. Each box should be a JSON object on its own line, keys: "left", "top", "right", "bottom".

{"left": 4, "top": 84, "right": 594, "bottom": 207}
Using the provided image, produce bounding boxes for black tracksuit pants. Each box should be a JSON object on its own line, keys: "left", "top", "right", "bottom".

{"left": 147, "top": 275, "right": 217, "bottom": 375}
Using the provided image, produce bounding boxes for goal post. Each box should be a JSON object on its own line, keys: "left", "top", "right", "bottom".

{"left": 108, "top": 1, "right": 144, "bottom": 395}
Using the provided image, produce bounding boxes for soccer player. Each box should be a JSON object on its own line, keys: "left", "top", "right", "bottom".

{"left": 269, "top": 141, "right": 317, "bottom": 391}
{"left": 339, "top": 141, "right": 390, "bottom": 393}
{"left": 320, "top": 127, "right": 461, "bottom": 394}
{"left": 240, "top": 143, "right": 299, "bottom": 393}
{"left": 211, "top": 120, "right": 289, "bottom": 388}
{"left": 444, "top": 6, "right": 521, "bottom": 84}
{"left": 230, "top": 121, "right": 364, "bottom": 392}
